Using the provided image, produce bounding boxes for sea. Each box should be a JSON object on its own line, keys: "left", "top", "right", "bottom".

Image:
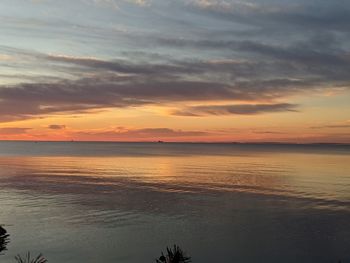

{"left": 0, "top": 141, "right": 349, "bottom": 263}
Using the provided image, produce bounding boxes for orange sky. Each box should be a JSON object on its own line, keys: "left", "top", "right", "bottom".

{"left": 1, "top": 94, "right": 349, "bottom": 142}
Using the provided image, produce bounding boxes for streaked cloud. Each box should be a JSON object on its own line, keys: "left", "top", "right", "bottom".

{"left": 0, "top": 45, "right": 344, "bottom": 122}
{"left": 0, "top": 127, "right": 31, "bottom": 135}
{"left": 48, "top": 124, "right": 66, "bottom": 130}
{"left": 172, "top": 103, "right": 298, "bottom": 116}
{"left": 90, "top": 0, "right": 151, "bottom": 9}
{"left": 73, "top": 127, "right": 210, "bottom": 141}
{"left": 186, "top": 0, "right": 350, "bottom": 32}
{"left": 311, "top": 122, "right": 350, "bottom": 129}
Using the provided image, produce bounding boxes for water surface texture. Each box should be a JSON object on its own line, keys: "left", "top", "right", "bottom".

{"left": 0, "top": 142, "right": 349, "bottom": 263}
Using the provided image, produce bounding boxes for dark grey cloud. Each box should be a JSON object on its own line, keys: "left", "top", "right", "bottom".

{"left": 48, "top": 124, "right": 66, "bottom": 130}
{"left": 252, "top": 131, "right": 287, "bottom": 135}
{"left": 186, "top": 0, "right": 350, "bottom": 33}
{"left": 172, "top": 103, "right": 298, "bottom": 116}
{"left": 3, "top": 34, "right": 350, "bottom": 85}
{"left": 44, "top": 51, "right": 305, "bottom": 82}
{"left": 0, "top": 41, "right": 345, "bottom": 123}
{"left": 155, "top": 36, "right": 350, "bottom": 81}
{"left": 143, "top": 31, "right": 350, "bottom": 90}
{"left": 0, "top": 78, "right": 224, "bottom": 121}
{"left": 44, "top": 52, "right": 286, "bottom": 82}
{"left": 0, "top": 72, "right": 314, "bottom": 122}
{"left": 311, "top": 124, "right": 350, "bottom": 129}
{"left": 46, "top": 54, "right": 200, "bottom": 76}
{"left": 0, "top": 45, "right": 333, "bottom": 122}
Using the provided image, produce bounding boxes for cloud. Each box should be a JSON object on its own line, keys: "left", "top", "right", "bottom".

{"left": 0, "top": 42, "right": 347, "bottom": 123}
{"left": 46, "top": 54, "right": 198, "bottom": 75}
{"left": 48, "top": 124, "right": 66, "bottom": 130}
{"left": 91, "top": 0, "right": 119, "bottom": 9}
{"left": 151, "top": 34, "right": 350, "bottom": 85}
{"left": 91, "top": 0, "right": 150, "bottom": 9}
{"left": 186, "top": 0, "right": 350, "bottom": 33}
{"left": 30, "top": 0, "right": 47, "bottom": 3}
{"left": 311, "top": 124, "right": 350, "bottom": 129}
{"left": 252, "top": 131, "right": 287, "bottom": 135}
{"left": 171, "top": 103, "right": 298, "bottom": 116}
{"left": 0, "top": 73, "right": 314, "bottom": 122}
{"left": 125, "top": 0, "right": 150, "bottom": 6}
{"left": 155, "top": 36, "right": 350, "bottom": 78}
{"left": 0, "top": 54, "right": 14, "bottom": 61}
{"left": 73, "top": 127, "right": 209, "bottom": 140}
{"left": 0, "top": 127, "right": 31, "bottom": 135}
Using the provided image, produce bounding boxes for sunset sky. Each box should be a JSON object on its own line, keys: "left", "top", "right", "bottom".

{"left": 0, "top": 0, "right": 349, "bottom": 142}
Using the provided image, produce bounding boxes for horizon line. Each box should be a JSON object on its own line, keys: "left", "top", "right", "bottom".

{"left": 0, "top": 140, "right": 349, "bottom": 146}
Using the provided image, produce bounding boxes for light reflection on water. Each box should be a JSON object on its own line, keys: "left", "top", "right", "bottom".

{"left": 0, "top": 143, "right": 349, "bottom": 263}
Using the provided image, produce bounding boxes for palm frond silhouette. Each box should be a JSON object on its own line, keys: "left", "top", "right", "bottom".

{"left": 0, "top": 226, "right": 10, "bottom": 255}
{"left": 14, "top": 252, "right": 47, "bottom": 263}
{"left": 156, "top": 245, "right": 191, "bottom": 263}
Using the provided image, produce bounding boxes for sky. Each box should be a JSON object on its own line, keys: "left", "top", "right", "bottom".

{"left": 0, "top": 0, "right": 349, "bottom": 142}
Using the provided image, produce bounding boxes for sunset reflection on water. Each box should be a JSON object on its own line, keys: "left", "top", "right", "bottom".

{"left": 0, "top": 143, "right": 349, "bottom": 263}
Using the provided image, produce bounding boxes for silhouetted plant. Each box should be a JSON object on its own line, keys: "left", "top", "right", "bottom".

{"left": 0, "top": 226, "right": 6, "bottom": 236}
{"left": 14, "top": 252, "right": 47, "bottom": 263}
{"left": 156, "top": 245, "right": 191, "bottom": 263}
{"left": 0, "top": 226, "right": 10, "bottom": 255}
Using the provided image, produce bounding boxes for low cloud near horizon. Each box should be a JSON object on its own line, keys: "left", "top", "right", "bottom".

{"left": 0, "top": 127, "right": 31, "bottom": 135}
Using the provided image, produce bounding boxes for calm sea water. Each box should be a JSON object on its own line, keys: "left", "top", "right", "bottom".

{"left": 0, "top": 142, "right": 349, "bottom": 263}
